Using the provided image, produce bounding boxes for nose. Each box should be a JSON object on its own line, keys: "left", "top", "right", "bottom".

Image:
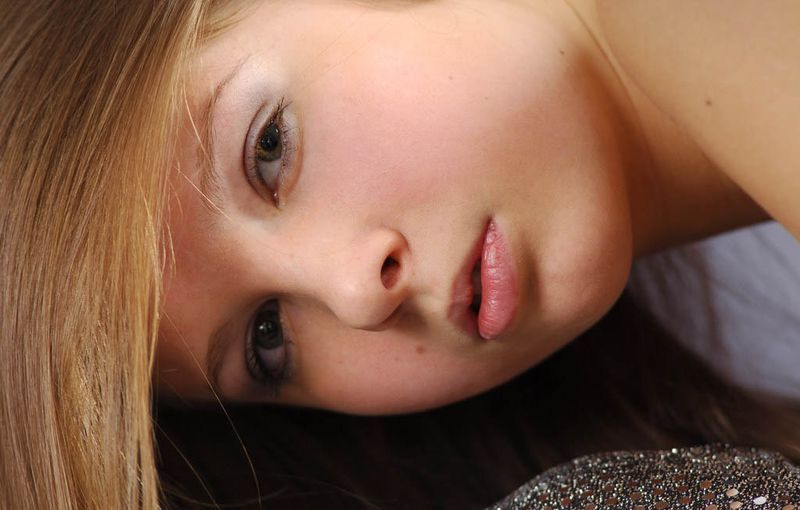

{"left": 319, "top": 228, "right": 411, "bottom": 330}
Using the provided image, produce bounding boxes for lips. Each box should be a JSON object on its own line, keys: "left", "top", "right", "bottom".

{"left": 477, "top": 221, "right": 518, "bottom": 339}
{"left": 449, "top": 220, "right": 518, "bottom": 340}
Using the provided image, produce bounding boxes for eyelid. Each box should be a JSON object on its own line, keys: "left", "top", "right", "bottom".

{"left": 243, "top": 98, "right": 301, "bottom": 207}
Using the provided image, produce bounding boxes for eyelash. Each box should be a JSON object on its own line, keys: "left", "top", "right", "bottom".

{"left": 245, "top": 97, "right": 296, "bottom": 205}
{"left": 242, "top": 100, "right": 295, "bottom": 392}
{"left": 245, "top": 299, "right": 293, "bottom": 396}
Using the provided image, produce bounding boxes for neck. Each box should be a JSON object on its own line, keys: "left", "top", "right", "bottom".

{"left": 549, "top": 0, "right": 769, "bottom": 257}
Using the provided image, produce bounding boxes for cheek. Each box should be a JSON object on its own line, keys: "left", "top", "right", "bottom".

{"left": 294, "top": 72, "right": 471, "bottom": 213}
{"left": 284, "top": 307, "right": 509, "bottom": 414}
{"left": 290, "top": 24, "right": 567, "bottom": 215}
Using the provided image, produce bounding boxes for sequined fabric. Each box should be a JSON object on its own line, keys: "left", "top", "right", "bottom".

{"left": 489, "top": 444, "right": 800, "bottom": 510}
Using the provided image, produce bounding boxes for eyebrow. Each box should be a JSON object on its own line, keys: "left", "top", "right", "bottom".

{"left": 192, "top": 58, "right": 249, "bottom": 216}
{"left": 206, "top": 321, "right": 231, "bottom": 392}
{"left": 196, "top": 59, "right": 250, "bottom": 390}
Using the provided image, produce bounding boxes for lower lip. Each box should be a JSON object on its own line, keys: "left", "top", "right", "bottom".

{"left": 478, "top": 220, "right": 519, "bottom": 340}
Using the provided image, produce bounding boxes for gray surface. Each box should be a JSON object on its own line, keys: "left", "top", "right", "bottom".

{"left": 629, "top": 221, "right": 800, "bottom": 401}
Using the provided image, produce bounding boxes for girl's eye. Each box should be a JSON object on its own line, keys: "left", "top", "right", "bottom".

{"left": 246, "top": 98, "right": 294, "bottom": 204}
{"left": 246, "top": 300, "right": 291, "bottom": 393}
{"left": 257, "top": 122, "right": 282, "bottom": 162}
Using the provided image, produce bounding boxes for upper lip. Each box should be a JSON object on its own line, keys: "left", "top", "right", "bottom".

{"left": 447, "top": 221, "right": 489, "bottom": 336}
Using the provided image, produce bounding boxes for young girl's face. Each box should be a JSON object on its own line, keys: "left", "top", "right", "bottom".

{"left": 158, "top": 0, "right": 633, "bottom": 414}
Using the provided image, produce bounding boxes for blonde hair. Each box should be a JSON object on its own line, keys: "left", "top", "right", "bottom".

{"left": 0, "top": 2, "right": 227, "bottom": 507}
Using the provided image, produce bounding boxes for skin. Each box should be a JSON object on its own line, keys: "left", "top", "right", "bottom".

{"left": 157, "top": 0, "right": 769, "bottom": 414}
{"left": 593, "top": 0, "right": 800, "bottom": 237}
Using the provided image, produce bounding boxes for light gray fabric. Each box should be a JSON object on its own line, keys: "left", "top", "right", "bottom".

{"left": 628, "top": 222, "right": 800, "bottom": 402}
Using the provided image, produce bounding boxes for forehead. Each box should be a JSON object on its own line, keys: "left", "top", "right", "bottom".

{"left": 190, "top": 0, "right": 467, "bottom": 82}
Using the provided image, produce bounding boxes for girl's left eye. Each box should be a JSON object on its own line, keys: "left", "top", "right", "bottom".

{"left": 257, "top": 122, "right": 282, "bottom": 163}
{"left": 246, "top": 99, "right": 294, "bottom": 204}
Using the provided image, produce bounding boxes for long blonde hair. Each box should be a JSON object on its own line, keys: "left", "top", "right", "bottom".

{"left": 0, "top": 2, "right": 223, "bottom": 507}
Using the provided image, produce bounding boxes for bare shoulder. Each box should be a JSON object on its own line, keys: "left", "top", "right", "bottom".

{"left": 595, "top": 0, "right": 800, "bottom": 236}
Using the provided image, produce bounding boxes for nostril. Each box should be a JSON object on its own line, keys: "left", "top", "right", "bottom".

{"left": 380, "top": 256, "right": 401, "bottom": 289}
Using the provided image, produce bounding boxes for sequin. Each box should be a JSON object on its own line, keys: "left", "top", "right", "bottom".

{"left": 488, "top": 445, "right": 800, "bottom": 510}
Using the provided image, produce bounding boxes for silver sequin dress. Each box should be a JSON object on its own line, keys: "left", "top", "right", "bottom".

{"left": 489, "top": 444, "right": 800, "bottom": 510}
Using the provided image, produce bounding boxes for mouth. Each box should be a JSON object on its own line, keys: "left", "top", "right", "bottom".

{"left": 448, "top": 224, "right": 486, "bottom": 338}
{"left": 449, "top": 219, "right": 518, "bottom": 340}
{"left": 469, "top": 261, "right": 482, "bottom": 315}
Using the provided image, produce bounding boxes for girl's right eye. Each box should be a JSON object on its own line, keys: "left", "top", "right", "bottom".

{"left": 246, "top": 300, "right": 291, "bottom": 394}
